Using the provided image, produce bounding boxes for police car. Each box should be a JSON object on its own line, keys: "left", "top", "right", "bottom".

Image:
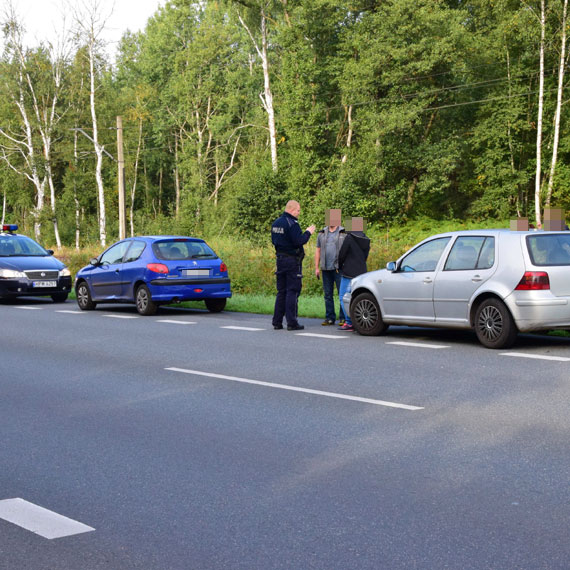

{"left": 0, "top": 224, "right": 72, "bottom": 302}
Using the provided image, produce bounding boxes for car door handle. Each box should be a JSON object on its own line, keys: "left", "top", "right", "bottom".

{"left": 472, "top": 275, "right": 482, "bottom": 282}
{"left": 423, "top": 277, "right": 433, "bottom": 284}
{"left": 114, "top": 269, "right": 120, "bottom": 274}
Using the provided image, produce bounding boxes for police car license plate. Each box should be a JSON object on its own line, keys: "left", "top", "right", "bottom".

{"left": 182, "top": 269, "right": 210, "bottom": 276}
{"left": 33, "top": 281, "right": 57, "bottom": 288}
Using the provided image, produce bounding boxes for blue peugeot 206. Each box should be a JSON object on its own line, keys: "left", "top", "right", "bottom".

{"left": 75, "top": 236, "right": 231, "bottom": 315}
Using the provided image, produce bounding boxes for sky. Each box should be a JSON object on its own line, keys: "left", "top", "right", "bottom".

{"left": 0, "top": 0, "right": 165, "bottom": 55}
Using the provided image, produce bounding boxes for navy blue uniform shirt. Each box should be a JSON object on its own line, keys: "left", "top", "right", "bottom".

{"left": 271, "top": 211, "right": 311, "bottom": 257}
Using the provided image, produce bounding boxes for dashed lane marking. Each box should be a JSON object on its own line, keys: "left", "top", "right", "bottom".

{"left": 296, "top": 333, "right": 348, "bottom": 339}
{"left": 102, "top": 314, "right": 139, "bottom": 319}
{"left": 165, "top": 368, "right": 424, "bottom": 411}
{"left": 56, "top": 310, "right": 84, "bottom": 314}
{"left": 156, "top": 320, "right": 197, "bottom": 325}
{"left": 221, "top": 326, "right": 265, "bottom": 331}
{"left": 0, "top": 498, "right": 95, "bottom": 540}
{"left": 386, "top": 341, "right": 450, "bottom": 349}
{"left": 500, "top": 352, "right": 570, "bottom": 362}
{"left": 13, "top": 306, "right": 42, "bottom": 310}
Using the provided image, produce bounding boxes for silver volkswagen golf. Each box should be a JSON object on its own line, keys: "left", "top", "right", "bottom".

{"left": 344, "top": 229, "right": 570, "bottom": 348}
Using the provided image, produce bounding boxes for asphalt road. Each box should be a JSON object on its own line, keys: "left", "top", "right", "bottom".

{"left": 1, "top": 297, "right": 569, "bottom": 570}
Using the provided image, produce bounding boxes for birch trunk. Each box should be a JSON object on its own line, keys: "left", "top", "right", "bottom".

{"left": 130, "top": 118, "right": 144, "bottom": 236}
{"left": 534, "top": 0, "right": 546, "bottom": 228}
{"left": 73, "top": 130, "right": 81, "bottom": 250}
{"left": 239, "top": 7, "right": 278, "bottom": 172}
{"left": 89, "top": 40, "right": 106, "bottom": 246}
{"left": 546, "top": 0, "right": 568, "bottom": 206}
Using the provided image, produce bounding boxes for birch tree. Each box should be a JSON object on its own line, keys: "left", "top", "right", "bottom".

{"left": 0, "top": 5, "right": 68, "bottom": 244}
{"left": 72, "top": 0, "right": 111, "bottom": 246}
{"left": 236, "top": 1, "right": 279, "bottom": 172}
{"left": 546, "top": 0, "right": 569, "bottom": 206}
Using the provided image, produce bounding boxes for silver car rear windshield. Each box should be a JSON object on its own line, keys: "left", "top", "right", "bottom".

{"left": 152, "top": 239, "right": 217, "bottom": 261}
{"left": 526, "top": 233, "right": 570, "bottom": 266}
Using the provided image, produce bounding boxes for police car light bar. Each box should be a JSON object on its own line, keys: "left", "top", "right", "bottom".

{"left": 2, "top": 224, "right": 18, "bottom": 232}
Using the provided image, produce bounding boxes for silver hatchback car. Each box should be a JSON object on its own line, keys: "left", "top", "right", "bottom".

{"left": 344, "top": 229, "right": 570, "bottom": 348}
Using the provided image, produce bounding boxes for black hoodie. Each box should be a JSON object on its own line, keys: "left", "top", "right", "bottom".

{"left": 338, "top": 231, "right": 370, "bottom": 278}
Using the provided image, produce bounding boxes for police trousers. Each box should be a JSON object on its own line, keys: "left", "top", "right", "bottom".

{"left": 272, "top": 255, "right": 303, "bottom": 327}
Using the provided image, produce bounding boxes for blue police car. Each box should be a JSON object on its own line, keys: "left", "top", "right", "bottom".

{"left": 0, "top": 224, "right": 72, "bottom": 302}
{"left": 75, "top": 236, "right": 232, "bottom": 315}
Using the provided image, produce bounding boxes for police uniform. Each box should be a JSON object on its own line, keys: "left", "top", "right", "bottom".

{"left": 271, "top": 210, "right": 312, "bottom": 328}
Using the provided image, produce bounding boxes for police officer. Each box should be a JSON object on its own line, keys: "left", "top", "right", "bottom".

{"left": 271, "top": 200, "right": 316, "bottom": 330}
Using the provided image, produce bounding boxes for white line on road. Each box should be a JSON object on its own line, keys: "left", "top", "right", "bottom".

{"left": 165, "top": 368, "right": 424, "bottom": 410}
{"left": 500, "top": 352, "right": 570, "bottom": 362}
{"left": 0, "top": 498, "right": 95, "bottom": 540}
{"left": 56, "top": 310, "right": 84, "bottom": 314}
{"left": 296, "top": 333, "right": 348, "bottom": 339}
{"left": 13, "top": 306, "right": 42, "bottom": 310}
{"left": 156, "top": 320, "right": 197, "bottom": 325}
{"left": 221, "top": 326, "right": 265, "bottom": 331}
{"left": 386, "top": 341, "right": 450, "bottom": 349}
{"left": 102, "top": 314, "right": 139, "bottom": 319}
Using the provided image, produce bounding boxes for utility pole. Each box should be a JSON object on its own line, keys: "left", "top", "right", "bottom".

{"left": 117, "top": 116, "right": 126, "bottom": 240}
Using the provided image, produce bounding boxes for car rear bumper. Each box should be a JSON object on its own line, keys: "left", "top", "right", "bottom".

{"left": 507, "top": 294, "right": 570, "bottom": 331}
{"left": 0, "top": 276, "right": 72, "bottom": 297}
{"left": 147, "top": 279, "right": 231, "bottom": 302}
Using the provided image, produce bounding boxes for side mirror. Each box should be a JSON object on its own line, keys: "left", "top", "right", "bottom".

{"left": 386, "top": 261, "right": 397, "bottom": 272}
{"left": 46, "top": 249, "right": 54, "bottom": 255}
{"left": 89, "top": 257, "right": 99, "bottom": 266}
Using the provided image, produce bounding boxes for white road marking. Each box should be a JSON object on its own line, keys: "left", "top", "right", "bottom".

{"left": 156, "top": 320, "right": 197, "bottom": 325}
{"left": 386, "top": 341, "right": 450, "bottom": 349}
{"left": 102, "top": 314, "right": 139, "bottom": 319}
{"left": 296, "top": 333, "right": 348, "bottom": 339}
{"left": 165, "top": 368, "right": 424, "bottom": 411}
{"left": 56, "top": 310, "right": 84, "bottom": 314}
{"left": 500, "top": 352, "right": 570, "bottom": 362}
{"left": 0, "top": 498, "right": 95, "bottom": 540}
{"left": 13, "top": 306, "right": 42, "bottom": 310}
{"left": 221, "top": 326, "right": 265, "bottom": 331}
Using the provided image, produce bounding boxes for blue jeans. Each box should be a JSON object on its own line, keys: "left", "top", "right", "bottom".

{"left": 321, "top": 269, "right": 345, "bottom": 322}
{"left": 338, "top": 276, "right": 352, "bottom": 326}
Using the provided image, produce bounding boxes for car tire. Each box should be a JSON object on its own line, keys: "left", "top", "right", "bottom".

{"left": 350, "top": 292, "right": 389, "bottom": 336}
{"left": 136, "top": 284, "right": 158, "bottom": 316}
{"left": 51, "top": 293, "right": 68, "bottom": 303}
{"left": 76, "top": 282, "right": 96, "bottom": 310}
{"left": 474, "top": 298, "right": 518, "bottom": 349}
{"left": 205, "top": 298, "right": 226, "bottom": 313}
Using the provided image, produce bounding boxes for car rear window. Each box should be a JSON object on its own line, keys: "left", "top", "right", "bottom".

{"left": 152, "top": 239, "right": 217, "bottom": 261}
{"left": 526, "top": 234, "right": 570, "bottom": 266}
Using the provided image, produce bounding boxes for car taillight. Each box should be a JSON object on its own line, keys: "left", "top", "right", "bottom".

{"left": 220, "top": 262, "right": 227, "bottom": 272}
{"left": 147, "top": 263, "right": 169, "bottom": 274}
{"left": 515, "top": 271, "right": 550, "bottom": 290}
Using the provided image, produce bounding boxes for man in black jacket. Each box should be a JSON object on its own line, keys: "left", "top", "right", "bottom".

{"left": 338, "top": 217, "right": 370, "bottom": 331}
{"left": 271, "top": 200, "right": 315, "bottom": 330}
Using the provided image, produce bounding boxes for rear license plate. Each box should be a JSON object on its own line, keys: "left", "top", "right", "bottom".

{"left": 33, "top": 281, "right": 57, "bottom": 288}
{"left": 182, "top": 269, "right": 210, "bottom": 277}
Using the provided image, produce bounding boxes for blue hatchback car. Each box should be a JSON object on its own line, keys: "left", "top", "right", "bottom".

{"left": 75, "top": 236, "right": 231, "bottom": 315}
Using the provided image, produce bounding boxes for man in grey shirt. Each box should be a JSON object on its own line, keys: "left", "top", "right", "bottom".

{"left": 314, "top": 208, "right": 346, "bottom": 325}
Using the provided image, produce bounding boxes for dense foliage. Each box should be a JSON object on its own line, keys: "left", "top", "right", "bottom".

{"left": 1, "top": 0, "right": 569, "bottom": 247}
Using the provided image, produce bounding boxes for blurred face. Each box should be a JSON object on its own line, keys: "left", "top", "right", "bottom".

{"left": 325, "top": 208, "right": 342, "bottom": 227}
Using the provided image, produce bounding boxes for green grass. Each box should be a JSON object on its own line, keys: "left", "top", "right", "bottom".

{"left": 176, "top": 293, "right": 334, "bottom": 319}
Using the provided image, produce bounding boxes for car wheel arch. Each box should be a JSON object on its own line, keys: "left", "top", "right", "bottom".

{"left": 470, "top": 292, "right": 510, "bottom": 327}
